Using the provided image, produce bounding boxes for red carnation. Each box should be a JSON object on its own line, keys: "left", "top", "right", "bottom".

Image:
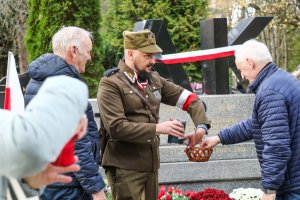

{"left": 175, "top": 189, "right": 183, "bottom": 195}
{"left": 185, "top": 190, "right": 191, "bottom": 197}
{"left": 166, "top": 195, "right": 171, "bottom": 200}
{"left": 160, "top": 186, "right": 166, "bottom": 192}
{"left": 157, "top": 193, "right": 163, "bottom": 199}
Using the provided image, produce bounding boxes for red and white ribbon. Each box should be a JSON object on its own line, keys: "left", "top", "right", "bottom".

{"left": 157, "top": 45, "right": 241, "bottom": 64}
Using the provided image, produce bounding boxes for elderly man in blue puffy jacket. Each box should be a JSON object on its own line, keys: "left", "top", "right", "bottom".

{"left": 24, "top": 26, "right": 106, "bottom": 200}
{"left": 199, "top": 39, "right": 300, "bottom": 200}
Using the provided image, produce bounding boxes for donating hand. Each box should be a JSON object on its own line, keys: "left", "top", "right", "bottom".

{"left": 183, "top": 128, "right": 206, "bottom": 147}
{"left": 200, "top": 136, "right": 221, "bottom": 148}
{"left": 262, "top": 193, "right": 276, "bottom": 200}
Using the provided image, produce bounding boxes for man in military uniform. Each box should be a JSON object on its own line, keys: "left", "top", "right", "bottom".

{"left": 97, "top": 29, "right": 210, "bottom": 200}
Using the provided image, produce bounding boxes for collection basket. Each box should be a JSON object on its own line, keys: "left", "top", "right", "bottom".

{"left": 185, "top": 146, "right": 213, "bottom": 162}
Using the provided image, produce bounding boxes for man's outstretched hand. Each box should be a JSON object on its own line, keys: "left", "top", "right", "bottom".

{"left": 183, "top": 128, "right": 206, "bottom": 147}
{"left": 200, "top": 136, "right": 221, "bottom": 148}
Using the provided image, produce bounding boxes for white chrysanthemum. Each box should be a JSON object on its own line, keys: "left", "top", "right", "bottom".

{"left": 229, "top": 188, "right": 263, "bottom": 200}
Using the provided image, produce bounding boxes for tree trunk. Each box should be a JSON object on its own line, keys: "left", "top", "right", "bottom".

{"left": 270, "top": 26, "right": 276, "bottom": 62}
{"left": 275, "top": 28, "right": 280, "bottom": 67}
{"left": 17, "top": 36, "right": 28, "bottom": 74}
{"left": 16, "top": 0, "right": 28, "bottom": 74}
{"left": 284, "top": 31, "right": 288, "bottom": 70}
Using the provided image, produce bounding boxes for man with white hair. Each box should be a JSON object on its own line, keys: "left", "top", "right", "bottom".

{"left": 24, "top": 26, "right": 106, "bottom": 200}
{"left": 200, "top": 39, "right": 300, "bottom": 200}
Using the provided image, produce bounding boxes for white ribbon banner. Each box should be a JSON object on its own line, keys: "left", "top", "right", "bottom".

{"left": 157, "top": 45, "right": 241, "bottom": 64}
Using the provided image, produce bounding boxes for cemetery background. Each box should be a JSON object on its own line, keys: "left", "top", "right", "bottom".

{"left": 0, "top": 0, "right": 299, "bottom": 199}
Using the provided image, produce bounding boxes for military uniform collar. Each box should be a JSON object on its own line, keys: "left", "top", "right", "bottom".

{"left": 117, "top": 60, "right": 137, "bottom": 83}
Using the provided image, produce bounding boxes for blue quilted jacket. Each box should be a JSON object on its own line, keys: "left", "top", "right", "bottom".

{"left": 219, "top": 63, "right": 300, "bottom": 194}
{"left": 24, "top": 53, "right": 105, "bottom": 195}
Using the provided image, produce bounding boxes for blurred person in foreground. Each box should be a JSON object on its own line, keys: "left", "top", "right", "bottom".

{"left": 24, "top": 26, "right": 106, "bottom": 200}
{"left": 0, "top": 76, "right": 88, "bottom": 199}
{"left": 199, "top": 39, "right": 300, "bottom": 200}
{"left": 97, "top": 29, "right": 210, "bottom": 200}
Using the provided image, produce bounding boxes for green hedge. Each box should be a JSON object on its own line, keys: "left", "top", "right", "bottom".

{"left": 25, "top": 0, "right": 104, "bottom": 97}
{"left": 100, "top": 0, "right": 208, "bottom": 82}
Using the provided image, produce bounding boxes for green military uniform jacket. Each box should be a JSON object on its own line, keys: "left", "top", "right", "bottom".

{"left": 97, "top": 60, "right": 209, "bottom": 172}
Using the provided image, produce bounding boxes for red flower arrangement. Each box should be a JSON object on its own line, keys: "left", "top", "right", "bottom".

{"left": 158, "top": 186, "right": 233, "bottom": 200}
{"left": 191, "top": 188, "right": 234, "bottom": 200}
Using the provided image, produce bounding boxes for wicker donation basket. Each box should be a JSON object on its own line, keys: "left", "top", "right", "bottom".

{"left": 185, "top": 146, "right": 213, "bottom": 162}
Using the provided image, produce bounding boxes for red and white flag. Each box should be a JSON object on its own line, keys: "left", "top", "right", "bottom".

{"left": 157, "top": 45, "right": 241, "bottom": 64}
{"left": 4, "top": 51, "right": 24, "bottom": 113}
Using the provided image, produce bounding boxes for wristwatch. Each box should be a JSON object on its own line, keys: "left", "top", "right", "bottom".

{"left": 263, "top": 189, "right": 276, "bottom": 195}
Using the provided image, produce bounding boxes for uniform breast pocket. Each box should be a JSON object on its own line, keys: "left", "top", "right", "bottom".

{"left": 151, "top": 89, "right": 162, "bottom": 102}
{"left": 122, "top": 88, "right": 144, "bottom": 110}
{"left": 149, "top": 83, "right": 162, "bottom": 103}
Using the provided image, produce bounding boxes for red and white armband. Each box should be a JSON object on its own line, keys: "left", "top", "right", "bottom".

{"left": 176, "top": 89, "right": 198, "bottom": 111}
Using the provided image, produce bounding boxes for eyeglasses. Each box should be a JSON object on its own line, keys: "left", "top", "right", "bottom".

{"left": 143, "top": 53, "right": 161, "bottom": 60}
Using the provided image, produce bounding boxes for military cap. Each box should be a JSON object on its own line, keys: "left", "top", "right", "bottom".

{"left": 123, "top": 29, "right": 163, "bottom": 53}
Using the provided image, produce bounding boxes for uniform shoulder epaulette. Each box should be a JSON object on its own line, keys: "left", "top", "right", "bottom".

{"left": 103, "top": 67, "right": 119, "bottom": 77}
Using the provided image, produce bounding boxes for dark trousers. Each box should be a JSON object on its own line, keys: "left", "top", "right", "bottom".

{"left": 106, "top": 167, "right": 158, "bottom": 200}
{"left": 40, "top": 186, "right": 92, "bottom": 200}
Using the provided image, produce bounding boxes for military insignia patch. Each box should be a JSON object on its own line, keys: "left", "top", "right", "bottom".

{"left": 124, "top": 71, "right": 137, "bottom": 83}
{"left": 128, "top": 70, "right": 135, "bottom": 78}
{"left": 148, "top": 32, "right": 155, "bottom": 44}
{"left": 153, "top": 90, "right": 161, "bottom": 101}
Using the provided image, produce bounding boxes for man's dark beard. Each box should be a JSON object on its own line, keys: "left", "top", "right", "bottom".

{"left": 138, "top": 71, "right": 150, "bottom": 82}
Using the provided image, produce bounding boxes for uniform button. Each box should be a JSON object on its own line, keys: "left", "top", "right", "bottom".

{"left": 145, "top": 95, "right": 149, "bottom": 98}
{"left": 130, "top": 91, "right": 133, "bottom": 94}
{"left": 147, "top": 139, "right": 151, "bottom": 142}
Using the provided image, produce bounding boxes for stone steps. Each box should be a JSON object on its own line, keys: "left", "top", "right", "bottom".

{"left": 158, "top": 142, "right": 261, "bottom": 192}
{"left": 159, "top": 158, "right": 260, "bottom": 183}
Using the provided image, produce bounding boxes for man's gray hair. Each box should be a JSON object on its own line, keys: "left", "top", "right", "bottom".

{"left": 235, "top": 39, "right": 273, "bottom": 65}
{"left": 52, "top": 26, "right": 93, "bottom": 54}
